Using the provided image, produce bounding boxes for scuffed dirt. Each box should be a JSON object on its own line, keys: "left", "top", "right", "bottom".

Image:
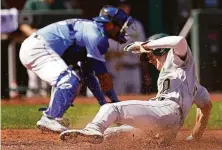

{"left": 2, "top": 94, "right": 222, "bottom": 150}
{"left": 1, "top": 129, "right": 222, "bottom": 150}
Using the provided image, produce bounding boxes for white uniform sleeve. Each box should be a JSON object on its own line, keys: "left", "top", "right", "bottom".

{"left": 193, "top": 84, "right": 210, "bottom": 108}
{"left": 147, "top": 36, "right": 188, "bottom": 57}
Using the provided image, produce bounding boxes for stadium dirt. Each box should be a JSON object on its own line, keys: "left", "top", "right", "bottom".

{"left": 2, "top": 94, "right": 222, "bottom": 150}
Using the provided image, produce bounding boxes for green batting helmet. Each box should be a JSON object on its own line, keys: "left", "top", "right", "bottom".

{"left": 140, "top": 33, "right": 170, "bottom": 62}
{"left": 147, "top": 33, "right": 170, "bottom": 56}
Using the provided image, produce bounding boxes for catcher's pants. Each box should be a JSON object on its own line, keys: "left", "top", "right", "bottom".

{"left": 19, "top": 33, "right": 68, "bottom": 86}
{"left": 20, "top": 33, "right": 81, "bottom": 119}
{"left": 86, "top": 99, "right": 182, "bottom": 136}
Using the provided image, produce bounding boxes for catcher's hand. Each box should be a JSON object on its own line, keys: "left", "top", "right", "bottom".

{"left": 123, "top": 42, "right": 150, "bottom": 53}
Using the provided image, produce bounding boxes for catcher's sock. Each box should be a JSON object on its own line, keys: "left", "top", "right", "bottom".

{"left": 83, "top": 73, "right": 107, "bottom": 105}
{"left": 104, "top": 89, "right": 119, "bottom": 103}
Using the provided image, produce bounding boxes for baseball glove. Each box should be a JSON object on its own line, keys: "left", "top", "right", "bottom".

{"left": 123, "top": 42, "right": 150, "bottom": 53}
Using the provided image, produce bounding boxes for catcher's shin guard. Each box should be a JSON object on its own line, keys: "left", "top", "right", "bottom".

{"left": 44, "top": 68, "right": 80, "bottom": 118}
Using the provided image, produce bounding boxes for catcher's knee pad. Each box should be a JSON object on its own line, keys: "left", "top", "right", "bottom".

{"left": 45, "top": 68, "right": 80, "bottom": 118}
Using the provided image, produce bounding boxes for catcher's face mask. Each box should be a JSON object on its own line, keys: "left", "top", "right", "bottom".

{"left": 94, "top": 6, "right": 134, "bottom": 44}
{"left": 112, "top": 9, "right": 134, "bottom": 44}
{"left": 117, "top": 16, "right": 134, "bottom": 44}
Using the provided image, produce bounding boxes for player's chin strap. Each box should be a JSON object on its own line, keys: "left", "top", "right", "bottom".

{"left": 42, "top": 68, "right": 80, "bottom": 118}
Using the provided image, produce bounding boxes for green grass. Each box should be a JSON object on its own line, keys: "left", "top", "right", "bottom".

{"left": 2, "top": 102, "right": 222, "bottom": 129}
{"left": 183, "top": 102, "right": 222, "bottom": 129}
{"left": 1, "top": 104, "right": 100, "bottom": 129}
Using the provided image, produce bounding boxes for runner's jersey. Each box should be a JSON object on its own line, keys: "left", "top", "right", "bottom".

{"left": 157, "top": 46, "right": 198, "bottom": 117}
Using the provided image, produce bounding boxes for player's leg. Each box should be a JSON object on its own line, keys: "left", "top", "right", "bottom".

{"left": 103, "top": 125, "right": 164, "bottom": 146}
{"left": 26, "top": 70, "right": 40, "bottom": 97}
{"left": 33, "top": 55, "right": 80, "bottom": 132}
{"left": 104, "top": 125, "right": 140, "bottom": 140}
{"left": 40, "top": 79, "right": 49, "bottom": 97}
{"left": 60, "top": 100, "right": 181, "bottom": 143}
{"left": 20, "top": 36, "right": 80, "bottom": 132}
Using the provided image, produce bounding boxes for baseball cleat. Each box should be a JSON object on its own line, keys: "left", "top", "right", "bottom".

{"left": 37, "top": 115, "right": 69, "bottom": 133}
{"left": 60, "top": 128, "right": 103, "bottom": 144}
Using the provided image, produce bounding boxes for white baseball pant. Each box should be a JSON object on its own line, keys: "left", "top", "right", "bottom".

{"left": 19, "top": 33, "right": 68, "bottom": 86}
{"left": 86, "top": 99, "right": 182, "bottom": 137}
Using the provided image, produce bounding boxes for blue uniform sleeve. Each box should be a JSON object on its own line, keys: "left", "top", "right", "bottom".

{"left": 83, "top": 32, "right": 109, "bottom": 62}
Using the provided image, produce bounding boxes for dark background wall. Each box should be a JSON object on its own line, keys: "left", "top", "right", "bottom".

{"left": 1, "top": 0, "right": 193, "bottom": 98}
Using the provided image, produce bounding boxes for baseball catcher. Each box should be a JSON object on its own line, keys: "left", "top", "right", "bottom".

{"left": 60, "top": 33, "right": 212, "bottom": 146}
{"left": 19, "top": 5, "right": 134, "bottom": 133}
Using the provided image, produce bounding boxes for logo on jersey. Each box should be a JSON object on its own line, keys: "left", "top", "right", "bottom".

{"left": 59, "top": 83, "right": 73, "bottom": 89}
{"left": 193, "top": 85, "right": 197, "bottom": 96}
{"left": 161, "top": 78, "right": 170, "bottom": 94}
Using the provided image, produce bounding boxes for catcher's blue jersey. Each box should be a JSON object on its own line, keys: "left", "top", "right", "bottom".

{"left": 36, "top": 19, "right": 109, "bottom": 62}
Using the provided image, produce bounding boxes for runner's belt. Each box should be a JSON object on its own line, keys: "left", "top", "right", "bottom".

{"left": 158, "top": 96, "right": 184, "bottom": 124}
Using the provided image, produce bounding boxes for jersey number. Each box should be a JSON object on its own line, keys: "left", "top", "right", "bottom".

{"left": 161, "top": 79, "right": 170, "bottom": 94}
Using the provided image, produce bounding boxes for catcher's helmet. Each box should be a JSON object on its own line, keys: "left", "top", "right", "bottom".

{"left": 147, "top": 33, "right": 170, "bottom": 56}
{"left": 93, "top": 5, "right": 134, "bottom": 43}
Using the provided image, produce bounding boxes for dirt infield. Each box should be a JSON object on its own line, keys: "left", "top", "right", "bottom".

{"left": 2, "top": 129, "right": 222, "bottom": 150}
{"left": 2, "top": 94, "right": 222, "bottom": 150}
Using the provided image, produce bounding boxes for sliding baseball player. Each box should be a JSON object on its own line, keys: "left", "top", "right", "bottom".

{"left": 60, "top": 33, "right": 212, "bottom": 146}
